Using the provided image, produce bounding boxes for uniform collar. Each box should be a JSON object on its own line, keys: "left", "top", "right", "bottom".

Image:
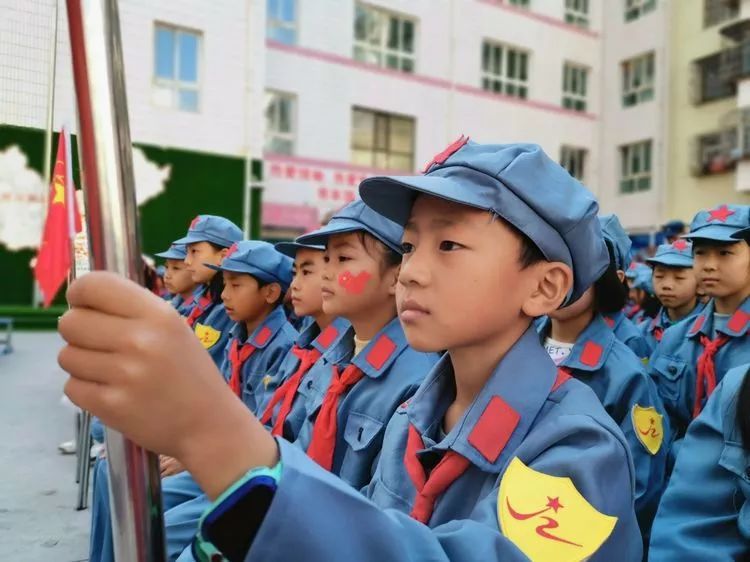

{"left": 230, "top": 305, "right": 290, "bottom": 349}
{"left": 307, "top": 317, "right": 351, "bottom": 355}
{"left": 559, "top": 314, "right": 616, "bottom": 372}
{"left": 648, "top": 308, "right": 670, "bottom": 333}
{"left": 406, "top": 326, "right": 557, "bottom": 474}
{"left": 603, "top": 310, "right": 623, "bottom": 330}
{"left": 688, "top": 296, "right": 750, "bottom": 339}
{"left": 351, "top": 316, "right": 409, "bottom": 379}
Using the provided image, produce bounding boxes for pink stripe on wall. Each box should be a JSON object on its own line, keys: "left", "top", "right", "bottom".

{"left": 267, "top": 41, "right": 597, "bottom": 121}
{"left": 476, "top": 0, "right": 599, "bottom": 38}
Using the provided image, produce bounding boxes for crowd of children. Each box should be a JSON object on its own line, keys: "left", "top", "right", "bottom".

{"left": 56, "top": 140, "right": 750, "bottom": 561}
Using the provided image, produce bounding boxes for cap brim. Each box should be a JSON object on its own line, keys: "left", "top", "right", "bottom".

{"left": 682, "top": 225, "right": 742, "bottom": 242}
{"left": 274, "top": 242, "right": 325, "bottom": 258}
{"left": 155, "top": 251, "right": 186, "bottom": 260}
{"left": 360, "top": 174, "right": 491, "bottom": 226}
{"left": 173, "top": 233, "right": 235, "bottom": 248}
{"left": 205, "top": 262, "right": 289, "bottom": 289}
{"left": 297, "top": 217, "right": 402, "bottom": 254}
{"left": 731, "top": 226, "right": 750, "bottom": 240}
{"left": 645, "top": 256, "right": 693, "bottom": 268}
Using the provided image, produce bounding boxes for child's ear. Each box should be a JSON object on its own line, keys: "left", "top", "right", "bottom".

{"left": 263, "top": 283, "right": 282, "bottom": 305}
{"left": 521, "top": 262, "right": 573, "bottom": 318}
{"left": 386, "top": 265, "right": 401, "bottom": 296}
{"left": 616, "top": 269, "right": 626, "bottom": 283}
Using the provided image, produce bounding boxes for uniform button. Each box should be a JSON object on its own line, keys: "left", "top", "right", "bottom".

{"left": 306, "top": 380, "right": 313, "bottom": 389}
{"left": 744, "top": 467, "right": 750, "bottom": 479}
{"left": 668, "top": 366, "right": 677, "bottom": 374}
{"left": 357, "top": 427, "right": 364, "bottom": 442}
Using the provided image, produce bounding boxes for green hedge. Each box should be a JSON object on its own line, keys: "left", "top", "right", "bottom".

{"left": 0, "top": 306, "right": 67, "bottom": 330}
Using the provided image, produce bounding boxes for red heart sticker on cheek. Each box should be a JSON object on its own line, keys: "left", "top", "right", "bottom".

{"left": 338, "top": 270, "right": 372, "bottom": 295}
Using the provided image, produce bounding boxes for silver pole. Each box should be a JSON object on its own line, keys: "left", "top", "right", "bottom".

{"left": 65, "top": 0, "right": 165, "bottom": 560}
{"left": 36, "top": 0, "right": 60, "bottom": 308}
{"left": 76, "top": 412, "right": 93, "bottom": 509}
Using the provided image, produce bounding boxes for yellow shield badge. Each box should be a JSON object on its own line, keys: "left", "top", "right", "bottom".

{"left": 498, "top": 457, "right": 618, "bottom": 562}
{"left": 631, "top": 404, "right": 664, "bottom": 455}
{"left": 194, "top": 323, "right": 221, "bottom": 349}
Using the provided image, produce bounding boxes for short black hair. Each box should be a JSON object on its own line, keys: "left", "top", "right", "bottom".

{"left": 692, "top": 238, "right": 750, "bottom": 250}
{"left": 500, "top": 217, "right": 546, "bottom": 269}
{"left": 208, "top": 270, "right": 225, "bottom": 304}
{"left": 593, "top": 240, "right": 628, "bottom": 314}
{"left": 356, "top": 231, "right": 402, "bottom": 271}
{"left": 208, "top": 241, "right": 229, "bottom": 252}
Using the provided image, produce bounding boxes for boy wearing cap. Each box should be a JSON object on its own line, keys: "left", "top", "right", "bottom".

{"left": 649, "top": 205, "right": 750, "bottom": 443}
{"left": 641, "top": 241, "right": 701, "bottom": 350}
{"left": 155, "top": 243, "right": 197, "bottom": 316}
{"left": 597, "top": 216, "right": 654, "bottom": 359}
{"left": 259, "top": 240, "right": 351, "bottom": 440}
{"left": 58, "top": 141, "right": 642, "bottom": 561}
{"left": 176, "top": 215, "right": 243, "bottom": 365}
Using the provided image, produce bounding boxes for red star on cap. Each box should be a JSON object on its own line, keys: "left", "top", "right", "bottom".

{"left": 422, "top": 135, "right": 469, "bottom": 173}
{"left": 707, "top": 205, "right": 735, "bottom": 223}
{"left": 672, "top": 240, "right": 688, "bottom": 251}
{"left": 225, "top": 243, "right": 239, "bottom": 259}
{"left": 190, "top": 215, "right": 201, "bottom": 229}
{"left": 546, "top": 496, "right": 564, "bottom": 513}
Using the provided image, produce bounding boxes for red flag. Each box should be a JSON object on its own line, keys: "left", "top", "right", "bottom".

{"left": 34, "top": 129, "right": 82, "bottom": 307}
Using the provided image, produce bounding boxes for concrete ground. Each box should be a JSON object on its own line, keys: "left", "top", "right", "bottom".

{"left": 0, "top": 331, "right": 89, "bottom": 561}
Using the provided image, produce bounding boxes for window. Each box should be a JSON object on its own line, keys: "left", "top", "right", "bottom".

{"left": 267, "top": 0, "right": 297, "bottom": 45}
{"left": 153, "top": 24, "right": 201, "bottom": 112}
{"left": 508, "top": 0, "right": 530, "bottom": 7}
{"left": 625, "top": 0, "right": 656, "bottom": 22}
{"left": 619, "top": 140, "right": 653, "bottom": 193}
{"left": 351, "top": 107, "right": 415, "bottom": 171}
{"left": 704, "top": 0, "right": 739, "bottom": 27}
{"left": 694, "top": 52, "right": 735, "bottom": 103}
{"left": 565, "top": 0, "right": 589, "bottom": 28}
{"left": 562, "top": 63, "right": 588, "bottom": 112}
{"left": 265, "top": 91, "right": 296, "bottom": 155}
{"left": 482, "top": 42, "right": 529, "bottom": 99}
{"left": 622, "top": 52, "right": 655, "bottom": 107}
{"left": 693, "top": 129, "right": 738, "bottom": 175}
{"left": 560, "top": 146, "right": 587, "bottom": 181}
{"left": 354, "top": 4, "right": 416, "bottom": 73}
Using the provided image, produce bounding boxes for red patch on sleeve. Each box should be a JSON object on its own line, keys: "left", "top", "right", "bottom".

{"left": 690, "top": 315, "right": 705, "bottom": 335}
{"left": 422, "top": 135, "right": 469, "bottom": 173}
{"left": 254, "top": 326, "right": 272, "bottom": 346}
{"left": 580, "top": 341, "right": 603, "bottom": 367}
{"left": 366, "top": 335, "right": 397, "bottom": 370}
{"left": 316, "top": 325, "right": 339, "bottom": 349}
{"left": 467, "top": 396, "right": 520, "bottom": 463}
{"left": 728, "top": 310, "right": 750, "bottom": 333}
{"left": 551, "top": 367, "right": 572, "bottom": 393}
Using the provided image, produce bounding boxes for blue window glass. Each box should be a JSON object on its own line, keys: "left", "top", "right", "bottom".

{"left": 155, "top": 27, "right": 175, "bottom": 79}
{"left": 178, "top": 32, "right": 198, "bottom": 82}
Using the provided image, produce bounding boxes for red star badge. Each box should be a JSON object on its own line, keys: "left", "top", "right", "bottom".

{"left": 422, "top": 135, "right": 469, "bottom": 173}
{"left": 546, "top": 497, "right": 564, "bottom": 513}
{"left": 707, "top": 205, "right": 735, "bottom": 223}
{"left": 672, "top": 240, "right": 688, "bottom": 251}
{"left": 190, "top": 215, "right": 202, "bottom": 229}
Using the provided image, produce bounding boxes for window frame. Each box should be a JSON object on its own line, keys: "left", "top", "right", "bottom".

{"left": 350, "top": 106, "right": 415, "bottom": 172}
{"left": 703, "top": 0, "right": 739, "bottom": 28}
{"left": 560, "top": 145, "right": 587, "bottom": 182}
{"left": 264, "top": 90, "right": 297, "bottom": 156}
{"left": 619, "top": 140, "right": 653, "bottom": 194}
{"left": 481, "top": 40, "right": 530, "bottom": 100}
{"left": 562, "top": 62, "right": 588, "bottom": 112}
{"left": 353, "top": 3, "right": 417, "bottom": 73}
{"left": 625, "top": 0, "right": 657, "bottom": 22}
{"left": 565, "top": 0, "right": 590, "bottom": 28}
{"left": 508, "top": 0, "right": 531, "bottom": 8}
{"left": 267, "top": 0, "right": 298, "bottom": 45}
{"left": 152, "top": 22, "right": 202, "bottom": 112}
{"left": 622, "top": 52, "right": 655, "bottom": 108}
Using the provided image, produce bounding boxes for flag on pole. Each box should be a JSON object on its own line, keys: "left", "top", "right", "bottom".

{"left": 34, "top": 128, "right": 82, "bottom": 307}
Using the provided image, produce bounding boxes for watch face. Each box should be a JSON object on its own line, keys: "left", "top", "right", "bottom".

{"left": 199, "top": 475, "right": 277, "bottom": 561}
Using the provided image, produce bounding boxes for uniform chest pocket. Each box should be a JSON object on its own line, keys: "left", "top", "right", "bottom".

{"left": 719, "top": 441, "right": 750, "bottom": 534}
{"left": 651, "top": 355, "right": 688, "bottom": 402}
{"left": 344, "top": 412, "right": 384, "bottom": 452}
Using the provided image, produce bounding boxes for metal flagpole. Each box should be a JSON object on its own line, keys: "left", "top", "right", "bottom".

{"left": 65, "top": 0, "right": 166, "bottom": 559}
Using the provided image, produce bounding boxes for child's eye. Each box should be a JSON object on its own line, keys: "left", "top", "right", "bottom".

{"left": 302, "top": 269, "right": 312, "bottom": 276}
{"left": 720, "top": 250, "right": 733, "bottom": 256}
{"left": 401, "top": 242, "right": 414, "bottom": 254}
{"left": 323, "top": 255, "right": 330, "bottom": 263}
{"left": 439, "top": 240, "right": 463, "bottom": 252}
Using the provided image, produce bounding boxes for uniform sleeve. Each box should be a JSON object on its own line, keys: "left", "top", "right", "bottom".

{"left": 649, "top": 373, "right": 747, "bottom": 560}
{"left": 615, "top": 371, "right": 670, "bottom": 538}
{"left": 198, "top": 416, "right": 641, "bottom": 562}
